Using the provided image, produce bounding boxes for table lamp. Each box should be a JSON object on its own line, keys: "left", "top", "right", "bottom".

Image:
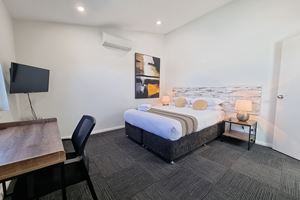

{"left": 235, "top": 100, "right": 252, "bottom": 122}
{"left": 0, "top": 64, "right": 9, "bottom": 111}
{"left": 161, "top": 95, "right": 171, "bottom": 106}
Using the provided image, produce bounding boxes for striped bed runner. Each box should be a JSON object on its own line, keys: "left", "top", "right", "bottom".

{"left": 148, "top": 108, "right": 198, "bottom": 136}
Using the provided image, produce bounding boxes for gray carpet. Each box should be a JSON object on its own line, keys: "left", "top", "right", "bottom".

{"left": 21, "top": 129, "right": 300, "bottom": 199}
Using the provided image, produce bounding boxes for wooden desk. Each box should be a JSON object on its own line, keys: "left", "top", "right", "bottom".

{"left": 0, "top": 118, "right": 66, "bottom": 199}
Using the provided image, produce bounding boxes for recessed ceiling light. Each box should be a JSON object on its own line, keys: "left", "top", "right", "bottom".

{"left": 77, "top": 6, "right": 85, "bottom": 12}
{"left": 156, "top": 20, "right": 162, "bottom": 25}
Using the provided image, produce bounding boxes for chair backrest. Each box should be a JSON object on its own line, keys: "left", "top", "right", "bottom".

{"left": 71, "top": 115, "right": 96, "bottom": 156}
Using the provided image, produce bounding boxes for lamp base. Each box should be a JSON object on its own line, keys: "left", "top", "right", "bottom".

{"left": 236, "top": 113, "right": 249, "bottom": 122}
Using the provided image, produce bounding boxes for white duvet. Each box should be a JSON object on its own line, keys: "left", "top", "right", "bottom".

{"left": 124, "top": 106, "right": 225, "bottom": 141}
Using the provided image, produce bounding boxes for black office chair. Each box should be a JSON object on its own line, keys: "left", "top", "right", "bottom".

{"left": 11, "top": 115, "right": 98, "bottom": 200}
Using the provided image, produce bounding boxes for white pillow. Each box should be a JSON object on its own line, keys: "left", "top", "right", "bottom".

{"left": 186, "top": 97, "right": 194, "bottom": 105}
{"left": 137, "top": 104, "right": 152, "bottom": 111}
{"left": 191, "top": 97, "right": 224, "bottom": 106}
{"left": 206, "top": 105, "right": 224, "bottom": 111}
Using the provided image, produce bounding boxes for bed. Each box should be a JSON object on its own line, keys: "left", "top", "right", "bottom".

{"left": 124, "top": 105, "right": 225, "bottom": 163}
{"left": 124, "top": 86, "right": 262, "bottom": 163}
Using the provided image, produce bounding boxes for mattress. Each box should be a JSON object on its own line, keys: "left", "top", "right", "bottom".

{"left": 124, "top": 106, "right": 225, "bottom": 141}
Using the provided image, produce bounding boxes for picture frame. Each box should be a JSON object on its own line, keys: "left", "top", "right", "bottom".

{"left": 135, "top": 53, "right": 160, "bottom": 99}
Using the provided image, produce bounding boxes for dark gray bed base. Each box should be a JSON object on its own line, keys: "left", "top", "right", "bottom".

{"left": 125, "top": 121, "right": 225, "bottom": 163}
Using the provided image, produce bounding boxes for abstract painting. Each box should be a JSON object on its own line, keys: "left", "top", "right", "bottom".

{"left": 135, "top": 53, "right": 160, "bottom": 98}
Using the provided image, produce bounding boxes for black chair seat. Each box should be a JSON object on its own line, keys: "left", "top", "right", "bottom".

{"left": 66, "top": 151, "right": 78, "bottom": 160}
{"left": 12, "top": 156, "right": 87, "bottom": 198}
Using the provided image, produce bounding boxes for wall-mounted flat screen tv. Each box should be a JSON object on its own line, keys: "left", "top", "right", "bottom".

{"left": 10, "top": 62, "right": 50, "bottom": 93}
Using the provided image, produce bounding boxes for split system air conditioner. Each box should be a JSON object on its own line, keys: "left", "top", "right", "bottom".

{"left": 102, "top": 32, "right": 132, "bottom": 51}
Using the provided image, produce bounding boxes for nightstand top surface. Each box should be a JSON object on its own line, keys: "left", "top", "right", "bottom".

{"left": 224, "top": 118, "right": 257, "bottom": 126}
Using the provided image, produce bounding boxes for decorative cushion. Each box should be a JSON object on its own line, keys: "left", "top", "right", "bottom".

{"left": 175, "top": 97, "right": 187, "bottom": 107}
{"left": 192, "top": 100, "right": 208, "bottom": 110}
{"left": 191, "top": 97, "right": 224, "bottom": 106}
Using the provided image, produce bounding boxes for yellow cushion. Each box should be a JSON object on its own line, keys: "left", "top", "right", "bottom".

{"left": 192, "top": 100, "right": 208, "bottom": 110}
{"left": 175, "top": 97, "right": 187, "bottom": 107}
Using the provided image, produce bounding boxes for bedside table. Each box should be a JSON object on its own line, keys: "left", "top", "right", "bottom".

{"left": 222, "top": 118, "right": 257, "bottom": 150}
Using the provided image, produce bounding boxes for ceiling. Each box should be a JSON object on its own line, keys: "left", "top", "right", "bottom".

{"left": 4, "top": 0, "right": 233, "bottom": 34}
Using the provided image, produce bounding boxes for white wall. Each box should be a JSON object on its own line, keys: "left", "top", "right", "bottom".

{"left": 6, "top": 0, "right": 300, "bottom": 146}
{"left": 13, "top": 20, "right": 165, "bottom": 137}
{"left": 0, "top": 0, "right": 18, "bottom": 123}
{"left": 0, "top": 1, "right": 15, "bottom": 198}
{"left": 165, "top": 0, "right": 300, "bottom": 146}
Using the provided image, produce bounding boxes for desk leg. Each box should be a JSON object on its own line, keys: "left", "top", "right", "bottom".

{"left": 254, "top": 123, "right": 257, "bottom": 144}
{"left": 248, "top": 126, "right": 251, "bottom": 150}
{"left": 60, "top": 164, "right": 67, "bottom": 200}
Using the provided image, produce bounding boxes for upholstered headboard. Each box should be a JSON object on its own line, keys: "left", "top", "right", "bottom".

{"left": 172, "top": 86, "right": 262, "bottom": 116}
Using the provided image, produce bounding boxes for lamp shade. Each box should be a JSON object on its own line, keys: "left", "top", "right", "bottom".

{"left": 161, "top": 95, "right": 171, "bottom": 105}
{"left": 235, "top": 100, "right": 252, "bottom": 112}
{"left": 0, "top": 64, "right": 9, "bottom": 111}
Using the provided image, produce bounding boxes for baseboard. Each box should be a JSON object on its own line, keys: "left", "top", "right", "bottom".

{"left": 61, "top": 125, "right": 125, "bottom": 140}
{"left": 91, "top": 125, "right": 125, "bottom": 135}
{"left": 255, "top": 140, "right": 273, "bottom": 148}
{"left": 62, "top": 125, "right": 273, "bottom": 148}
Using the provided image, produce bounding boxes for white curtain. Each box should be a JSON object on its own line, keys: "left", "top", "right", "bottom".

{"left": 0, "top": 64, "right": 9, "bottom": 111}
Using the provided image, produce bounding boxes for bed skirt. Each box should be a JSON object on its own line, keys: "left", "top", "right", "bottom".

{"left": 125, "top": 121, "right": 225, "bottom": 163}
